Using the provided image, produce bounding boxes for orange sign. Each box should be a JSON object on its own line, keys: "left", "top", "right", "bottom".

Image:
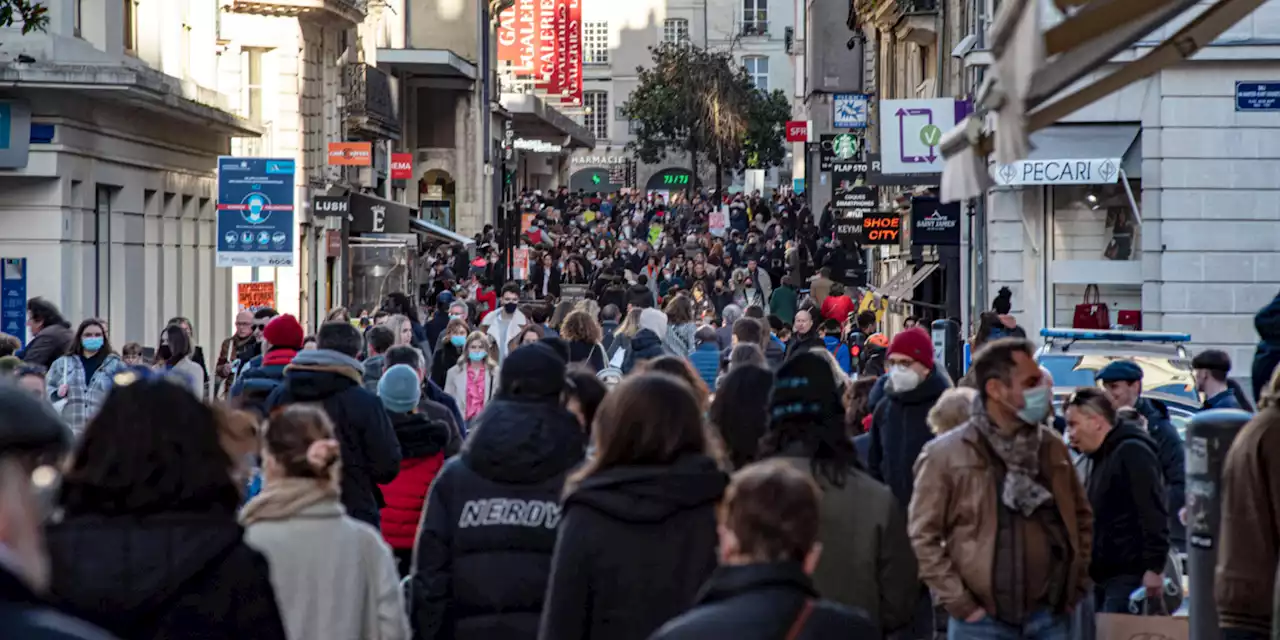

{"left": 327, "top": 142, "right": 373, "bottom": 166}
{"left": 521, "top": 213, "right": 535, "bottom": 234}
{"left": 237, "top": 281, "right": 277, "bottom": 312}
{"left": 513, "top": 248, "right": 530, "bottom": 280}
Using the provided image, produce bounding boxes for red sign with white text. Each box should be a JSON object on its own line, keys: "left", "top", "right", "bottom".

{"left": 390, "top": 153, "right": 413, "bottom": 180}
{"left": 536, "top": 0, "right": 566, "bottom": 96}
{"left": 497, "top": 0, "right": 536, "bottom": 75}
{"left": 785, "top": 121, "right": 809, "bottom": 142}
{"left": 559, "top": 0, "right": 582, "bottom": 106}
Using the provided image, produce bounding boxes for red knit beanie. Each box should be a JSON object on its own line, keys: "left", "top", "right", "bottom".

{"left": 887, "top": 327, "right": 935, "bottom": 370}
{"left": 263, "top": 314, "right": 304, "bottom": 350}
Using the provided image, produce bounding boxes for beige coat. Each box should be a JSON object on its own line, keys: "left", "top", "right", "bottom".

{"left": 444, "top": 362, "right": 497, "bottom": 418}
{"left": 244, "top": 500, "right": 409, "bottom": 640}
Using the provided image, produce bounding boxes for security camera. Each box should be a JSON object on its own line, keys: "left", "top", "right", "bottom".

{"left": 952, "top": 34, "right": 977, "bottom": 59}
{"left": 846, "top": 37, "right": 858, "bottom": 50}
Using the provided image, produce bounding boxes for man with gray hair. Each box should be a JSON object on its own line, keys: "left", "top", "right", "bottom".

{"left": 0, "top": 383, "right": 115, "bottom": 638}
{"left": 717, "top": 304, "right": 743, "bottom": 351}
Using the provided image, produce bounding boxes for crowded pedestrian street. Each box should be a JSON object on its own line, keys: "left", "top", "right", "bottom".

{"left": 1, "top": 0, "right": 1280, "bottom": 638}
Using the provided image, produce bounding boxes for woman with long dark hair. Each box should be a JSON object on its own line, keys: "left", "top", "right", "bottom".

{"left": 44, "top": 372, "right": 287, "bottom": 639}
{"left": 155, "top": 324, "right": 206, "bottom": 397}
{"left": 539, "top": 373, "right": 728, "bottom": 640}
{"left": 709, "top": 352, "right": 774, "bottom": 470}
{"left": 46, "top": 318, "right": 125, "bottom": 436}
{"left": 758, "top": 352, "right": 920, "bottom": 635}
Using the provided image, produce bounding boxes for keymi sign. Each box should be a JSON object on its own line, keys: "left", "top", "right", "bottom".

{"left": 911, "top": 197, "right": 961, "bottom": 246}
{"left": 991, "top": 158, "right": 1121, "bottom": 186}
{"left": 861, "top": 212, "right": 901, "bottom": 245}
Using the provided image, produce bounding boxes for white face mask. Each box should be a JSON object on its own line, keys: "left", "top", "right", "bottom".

{"left": 888, "top": 365, "right": 922, "bottom": 393}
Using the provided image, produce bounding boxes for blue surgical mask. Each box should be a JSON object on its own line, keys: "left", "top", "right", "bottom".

{"left": 450, "top": 335, "right": 466, "bottom": 347}
{"left": 1017, "top": 386, "right": 1053, "bottom": 425}
{"left": 82, "top": 336, "right": 104, "bottom": 352}
{"left": 468, "top": 350, "right": 486, "bottom": 362}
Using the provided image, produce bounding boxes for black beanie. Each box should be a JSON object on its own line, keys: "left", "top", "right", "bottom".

{"left": 771, "top": 352, "right": 842, "bottom": 424}
{"left": 499, "top": 342, "right": 567, "bottom": 399}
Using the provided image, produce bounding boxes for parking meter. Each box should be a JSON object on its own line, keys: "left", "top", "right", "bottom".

{"left": 1186, "top": 409, "right": 1251, "bottom": 640}
{"left": 931, "top": 319, "right": 962, "bottom": 382}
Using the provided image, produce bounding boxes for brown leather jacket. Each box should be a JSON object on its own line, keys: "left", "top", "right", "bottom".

{"left": 1216, "top": 407, "right": 1280, "bottom": 636}
{"left": 908, "top": 421, "right": 1093, "bottom": 620}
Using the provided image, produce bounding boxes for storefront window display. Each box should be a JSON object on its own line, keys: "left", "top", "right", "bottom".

{"left": 1049, "top": 179, "right": 1143, "bottom": 329}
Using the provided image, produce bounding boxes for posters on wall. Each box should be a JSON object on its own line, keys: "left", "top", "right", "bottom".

{"left": 237, "top": 281, "right": 277, "bottom": 312}
{"left": 216, "top": 157, "right": 295, "bottom": 268}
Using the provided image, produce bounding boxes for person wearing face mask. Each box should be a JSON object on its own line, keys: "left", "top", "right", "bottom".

{"left": 443, "top": 332, "right": 499, "bottom": 424}
{"left": 431, "top": 318, "right": 470, "bottom": 389}
{"left": 909, "top": 338, "right": 1091, "bottom": 640}
{"left": 46, "top": 319, "right": 125, "bottom": 437}
{"left": 867, "top": 327, "right": 952, "bottom": 511}
{"left": 480, "top": 283, "right": 530, "bottom": 362}
{"left": 1063, "top": 387, "right": 1169, "bottom": 614}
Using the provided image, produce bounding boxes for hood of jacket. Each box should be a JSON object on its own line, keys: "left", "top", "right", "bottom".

{"left": 1091, "top": 418, "right": 1157, "bottom": 461}
{"left": 363, "top": 354, "right": 386, "bottom": 382}
{"left": 1135, "top": 396, "right": 1170, "bottom": 422}
{"left": 886, "top": 367, "right": 952, "bottom": 405}
{"left": 630, "top": 328, "right": 666, "bottom": 358}
{"left": 284, "top": 349, "right": 364, "bottom": 401}
{"left": 695, "top": 562, "right": 818, "bottom": 606}
{"left": 45, "top": 511, "right": 247, "bottom": 625}
{"left": 391, "top": 411, "right": 450, "bottom": 460}
{"left": 565, "top": 453, "right": 727, "bottom": 524}
{"left": 822, "top": 335, "right": 843, "bottom": 352}
{"left": 461, "top": 397, "right": 585, "bottom": 484}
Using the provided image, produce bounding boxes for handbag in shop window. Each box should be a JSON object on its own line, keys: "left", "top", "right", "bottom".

{"left": 1072, "top": 284, "right": 1111, "bottom": 330}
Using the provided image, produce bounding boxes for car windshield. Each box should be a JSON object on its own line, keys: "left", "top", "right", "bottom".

{"left": 1038, "top": 354, "right": 1198, "bottom": 401}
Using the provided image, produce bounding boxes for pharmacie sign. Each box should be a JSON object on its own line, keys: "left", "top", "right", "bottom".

{"left": 991, "top": 158, "right": 1121, "bottom": 186}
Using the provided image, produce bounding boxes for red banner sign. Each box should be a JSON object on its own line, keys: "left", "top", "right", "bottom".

{"left": 559, "top": 0, "right": 582, "bottom": 106}
{"left": 390, "top": 153, "right": 413, "bottom": 180}
{"left": 536, "top": 0, "right": 566, "bottom": 96}
{"left": 785, "top": 121, "right": 809, "bottom": 142}
{"left": 497, "top": 0, "right": 536, "bottom": 75}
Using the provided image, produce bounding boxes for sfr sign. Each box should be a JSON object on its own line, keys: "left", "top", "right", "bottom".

{"left": 785, "top": 120, "right": 811, "bottom": 143}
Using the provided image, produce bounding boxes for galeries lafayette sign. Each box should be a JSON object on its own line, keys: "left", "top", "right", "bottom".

{"left": 990, "top": 157, "right": 1122, "bottom": 186}
{"left": 497, "top": 0, "right": 582, "bottom": 107}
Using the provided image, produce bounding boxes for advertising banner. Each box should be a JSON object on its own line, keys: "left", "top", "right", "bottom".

{"left": 861, "top": 212, "right": 902, "bottom": 245}
{"left": 513, "top": 247, "right": 530, "bottom": 280}
{"left": 1, "top": 258, "right": 26, "bottom": 347}
{"left": 709, "top": 207, "right": 727, "bottom": 237}
{"left": 534, "top": 0, "right": 564, "bottom": 93}
{"left": 390, "top": 153, "right": 413, "bottom": 180}
{"left": 496, "top": 0, "right": 536, "bottom": 75}
{"left": 237, "top": 281, "right": 277, "bottom": 312}
{"left": 911, "top": 197, "right": 961, "bottom": 246}
{"left": 832, "top": 169, "right": 873, "bottom": 210}
{"left": 216, "top": 157, "right": 295, "bottom": 268}
{"left": 327, "top": 142, "right": 373, "bottom": 166}
{"left": 559, "top": 0, "right": 582, "bottom": 106}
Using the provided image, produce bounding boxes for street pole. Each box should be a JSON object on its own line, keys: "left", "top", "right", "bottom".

{"left": 1187, "top": 409, "right": 1251, "bottom": 639}
{"left": 384, "top": 139, "right": 393, "bottom": 200}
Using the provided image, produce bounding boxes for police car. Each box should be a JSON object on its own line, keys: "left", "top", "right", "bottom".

{"left": 1035, "top": 328, "right": 1199, "bottom": 437}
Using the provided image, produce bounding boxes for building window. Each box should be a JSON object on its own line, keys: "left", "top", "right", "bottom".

{"left": 663, "top": 18, "right": 689, "bottom": 45}
{"left": 744, "top": 56, "right": 769, "bottom": 92}
{"left": 584, "top": 22, "right": 609, "bottom": 65}
{"left": 743, "top": 0, "right": 767, "bottom": 35}
{"left": 583, "top": 91, "right": 609, "bottom": 140}
{"left": 243, "top": 48, "right": 266, "bottom": 123}
{"left": 123, "top": 0, "right": 138, "bottom": 53}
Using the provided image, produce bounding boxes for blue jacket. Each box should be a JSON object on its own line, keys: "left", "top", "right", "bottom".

{"left": 690, "top": 344, "right": 721, "bottom": 391}
{"left": 1203, "top": 389, "right": 1244, "bottom": 411}
{"left": 1253, "top": 290, "right": 1280, "bottom": 402}
{"left": 1135, "top": 396, "right": 1187, "bottom": 550}
{"left": 823, "top": 336, "right": 853, "bottom": 375}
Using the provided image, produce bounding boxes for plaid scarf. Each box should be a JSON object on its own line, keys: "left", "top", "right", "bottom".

{"left": 970, "top": 395, "right": 1053, "bottom": 516}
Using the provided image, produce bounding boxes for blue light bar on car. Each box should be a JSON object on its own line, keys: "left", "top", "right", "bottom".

{"left": 1040, "top": 328, "right": 1192, "bottom": 343}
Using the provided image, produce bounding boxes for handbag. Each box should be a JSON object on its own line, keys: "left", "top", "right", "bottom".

{"left": 1072, "top": 285, "right": 1111, "bottom": 330}
{"left": 1116, "top": 309, "right": 1142, "bottom": 331}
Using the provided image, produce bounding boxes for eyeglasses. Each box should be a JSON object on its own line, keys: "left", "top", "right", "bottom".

{"left": 235, "top": 321, "right": 253, "bottom": 327}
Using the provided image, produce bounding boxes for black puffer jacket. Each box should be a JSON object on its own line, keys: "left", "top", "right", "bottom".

{"left": 44, "top": 511, "right": 286, "bottom": 640}
{"left": 1086, "top": 419, "right": 1170, "bottom": 584}
{"left": 0, "top": 564, "right": 115, "bottom": 640}
{"left": 622, "top": 329, "right": 666, "bottom": 374}
{"left": 538, "top": 454, "right": 728, "bottom": 640}
{"left": 868, "top": 370, "right": 951, "bottom": 508}
{"left": 649, "top": 563, "right": 878, "bottom": 640}
{"left": 1135, "top": 397, "right": 1187, "bottom": 550}
{"left": 410, "top": 397, "right": 585, "bottom": 640}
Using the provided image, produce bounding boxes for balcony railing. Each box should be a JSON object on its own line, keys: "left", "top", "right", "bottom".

{"left": 343, "top": 62, "right": 400, "bottom": 140}
{"left": 225, "top": 0, "right": 366, "bottom": 26}
{"left": 741, "top": 21, "right": 769, "bottom": 37}
{"left": 897, "top": 0, "right": 939, "bottom": 13}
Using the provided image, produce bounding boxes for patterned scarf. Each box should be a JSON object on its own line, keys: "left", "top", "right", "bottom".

{"left": 970, "top": 395, "right": 1053, "bottom": 516}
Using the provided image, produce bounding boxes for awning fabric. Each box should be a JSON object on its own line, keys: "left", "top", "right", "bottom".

{"left": 990, "top": 124, "right": 1141, "bottom": 186}
{"left": 410, "top": 217, "right": 475, "bottom": 246}
{"left": 940, "top": 0, "right": 1267, "bottom": 202}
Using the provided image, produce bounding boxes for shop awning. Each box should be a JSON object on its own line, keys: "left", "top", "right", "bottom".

{"left": 939, "top": 0, "right": 1266, "bottom": 202}
{"left": 501, "top": 93, "right": 595, "bottom": 150}
{"left": 377, "top": 48, "right": 477, "bottom": 90}
{"left": 410, "top": 217, "right": 475, "bottom": 247}
{"left": 990, "top": 124, "right": 1140, "bottom": 187}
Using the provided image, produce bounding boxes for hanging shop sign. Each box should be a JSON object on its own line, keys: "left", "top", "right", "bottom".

{"left": 911, "top": 197, "right": 961, "bottom": 246}
{"left": 496, "top": 0, "right": 537, "bottom": 75}
{"left": 860, "top": 212, "right": 901, "bottom": 245}
{"left": 327, "top": 142, "right": 373, "bottom": 166}
{"left": 832, "top": 168, "right": 872, "bottom": 209}
{"left": 990, "top": 158, "right": 1122, "bottom": 186}
{"left": 348, "top": 192, "right": 412, "bottom": 235}
{"left": 312, "top": 195, "right": 350, "bottom": 218}
{"left": 878, "top": 98, "right": 967, "bottom": 175}
{"left": 785, "top": 120, "right": 810, "bottom": 142}
{"left": 559, "top": 0, "right": 582, "bottom": 106}
{"left": 514, "top": 138, "right": 563, "bottom": 153}
{"left": 866, "top": 153, "right": 940, "bottom": 187}
{"left": 216, "top": 157, "right": 295, "bottom": 267}
{"left": 819, "top": 133, "right": 861, "bottom": 172}
{"left": 390, "top": 153, "right": 414, "bottom": 180}
{"left": 833, "top": 94, "right": 869, "bottom": 129}
{"left": 835, "top": 210, "right": 863, "bottom": 246}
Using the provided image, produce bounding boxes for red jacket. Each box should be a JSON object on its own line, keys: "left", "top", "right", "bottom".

{"left": 821, "top": 295, "right": 857, "bottom": 323}
{"left": 378, "top": 453, "right": 445, "bottom": 550}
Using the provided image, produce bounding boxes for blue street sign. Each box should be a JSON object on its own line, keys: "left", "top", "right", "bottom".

{"left": 1, "top": 259, "right": 27, "bottom": 347}
{"left": 1235, "top": 82, "right": 1280, "bottom": 111}
{"left": 792, "top": 178, "right": 805, "bottom": 194}
{"left": 834, "top": 94, "right": 869, "bottom": 129}
{"left": 216, "top": 157, "right": 296, "bottom": 267}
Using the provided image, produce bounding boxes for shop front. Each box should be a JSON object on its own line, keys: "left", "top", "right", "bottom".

{"left": 988, "top": 124, "right": 1142, "bottom": 337}
{"left": 645, "top": 168, "right": 699, "bottom": 196}
{"left": 568, "top": 153, "right": 633, "bottom": 193}
{"left": 501, "top": 93, "right": 595, "bottom": 194}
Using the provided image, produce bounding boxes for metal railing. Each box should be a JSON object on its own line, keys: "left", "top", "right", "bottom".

{"left": 342, "top": 62, "right": 398, "bottom": 134}
{"left": 741, "top": 20, "right": 768, "bottom": 36}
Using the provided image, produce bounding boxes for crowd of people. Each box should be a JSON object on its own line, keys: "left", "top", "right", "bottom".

{"left": 0, "top": 186, "right": 1276, "bottom": 640}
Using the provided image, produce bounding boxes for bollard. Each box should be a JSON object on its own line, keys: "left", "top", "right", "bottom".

{"left": 1186, "top": 408, "right": 1252, "bottom": 640}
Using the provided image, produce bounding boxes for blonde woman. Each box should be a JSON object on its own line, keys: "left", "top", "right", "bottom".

{"left": 385, "top": 314, "right": 416, "bottom": 348}
{"left": 444, "top": 332, "right": 498, "bottom": 423}
{"left": 926, "top": 387, "right": 978, "bottom": 435}
{"left": 605, "top": 307, "right": 645, "bottom": 364}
